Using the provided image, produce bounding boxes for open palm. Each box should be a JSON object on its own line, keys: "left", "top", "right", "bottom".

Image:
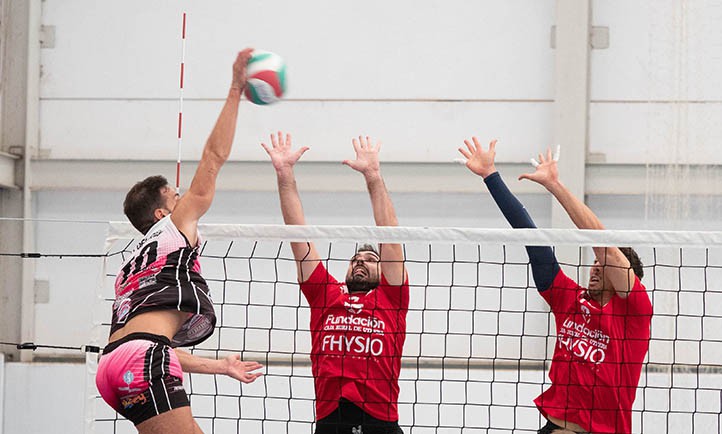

{"left": 518, "top": 147, "right": 559, "bottom": 187}
{"left": 261, "top": 131, "right": 309, "bottom": 171}
{"left": 343, "top": 136, "right": 381, "bottom": 175}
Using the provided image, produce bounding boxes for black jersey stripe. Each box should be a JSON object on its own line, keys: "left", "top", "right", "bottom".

{"left": 146, "top": 343, "right": 161, "bottom": 415}
{"left": 183, "top": 250, "right": 201, "bottom": 315}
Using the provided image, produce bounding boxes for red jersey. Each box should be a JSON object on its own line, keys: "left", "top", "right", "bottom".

{"left": 300, "top": 262, "right": 409, "bottom": 422}
{"left": 535, "top": 270, "right": 652, "bottom": 433}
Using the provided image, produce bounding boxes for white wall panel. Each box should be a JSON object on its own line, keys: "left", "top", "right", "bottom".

{"left": 41, "top": 0, "right": 554, "bottom": 100}
{"left": 591, "top": 0, "right": 722, "bottom": 101}
{"left": 4, "top": 363, "right": 85, "bottom": 434}
{"left": 40, "top": 100, "right": 553, "bottom": 162}
{"left": 589, "top": 102, "right": 722, "bottom": 164}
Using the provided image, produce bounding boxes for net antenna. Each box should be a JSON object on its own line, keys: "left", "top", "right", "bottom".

{"left": 175, "top": 11, "right": 187, "bottom": 193}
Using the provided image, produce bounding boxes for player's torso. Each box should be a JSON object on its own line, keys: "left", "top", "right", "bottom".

{"left": 552, "top": 292, "right": 629, "bottom": 383}
{"left": 114, "top": 216, "right": 202, "bottom": 297}
{"left": 310, "top": 284, "right": 407, "bottom": 379}
{"left": 110, "top": 216, "right": 215, "bottom": 346}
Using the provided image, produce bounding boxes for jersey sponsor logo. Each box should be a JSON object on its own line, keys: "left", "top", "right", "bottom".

{"left": 138, "top": 274, "right": 157, "bottom": 288}
{"left": 322, "top": 334, "right": 384, "bottom": 356}
{"left": 322, "top": 313, "right": 387, "bottom": 356}
{"left": 344, "top": 295, "right": 364, "bottom": 314}
{"left": 121, "top": 393, "right": 147, "bottom": 409}
{"left": 118, "top": 370, "right": 142, "bottom": 395}
{"left": 115, "top": 295, "right": 132, "bottom": 323}
{"left": 558, "top": 318, "right": 609, "bottom": 364}
{"left": 123, "top": 370, "right": 134, "bottom": 385}
{"left": 324, "top": 314, "right": 385, "bottom": 332}
{"left": 185, "top": 316, "right": 212, "bottom": 341}
{"left": 580, "top": 305, "right": 591, "bottom": 324}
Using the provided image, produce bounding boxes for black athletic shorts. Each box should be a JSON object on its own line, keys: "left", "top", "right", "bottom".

{"left": 315, "top": 398, "right": 404, "bottom": 434}
{"left": 538, "top": 419, "right": 589, "bottom": 434}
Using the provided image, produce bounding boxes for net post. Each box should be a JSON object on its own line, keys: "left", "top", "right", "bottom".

{"left": 83, "top": 346, "right": 100, "bottom": 434}
{"left": 0, "top": 352, "right": 4, "bottom": 433}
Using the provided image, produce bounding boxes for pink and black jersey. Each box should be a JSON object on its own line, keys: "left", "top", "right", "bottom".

{"left": 110, "top": 215, "right": 216, "bottom": 347}
{"left": 535, "top": 270, "right": 653, "bottom": 433}
{"left": 300, "top": 262, "right": 409, "bottom": 423}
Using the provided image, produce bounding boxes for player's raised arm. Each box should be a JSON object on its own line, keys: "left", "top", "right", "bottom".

{"left": 171, "top": 49, "right": 253, "bottom": 244}
{"left": 342, "top": 136, "right": 406, "bottom": 286}
{"left": 519, "top": 147, "right": 637, "bottom": 297}
{"left": 458, "top": 137, "right": 559, "bottom": 292}
{"left": 262, "top": 131, "right": 320, "bottom": 282}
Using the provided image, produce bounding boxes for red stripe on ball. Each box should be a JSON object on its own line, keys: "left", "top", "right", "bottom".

{"left": 249, "top": 70, "right": 283, "bottom": 97}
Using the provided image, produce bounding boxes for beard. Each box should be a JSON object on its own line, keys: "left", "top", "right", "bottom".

{"left": 346, "top": 274, "right": 379, "bottom": 293}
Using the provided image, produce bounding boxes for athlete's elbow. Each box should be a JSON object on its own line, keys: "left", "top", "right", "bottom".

{"left": 202, "top": 145, "right": 230, "bottom": 166}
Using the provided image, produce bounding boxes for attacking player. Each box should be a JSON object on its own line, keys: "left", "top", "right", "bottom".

{"left": 263, "top": 132, "right": 408, "bottom": 434}
{"left": 458, "top": 138, "right": 652, "bottom": 434}
{"left": 95, "top": 49, "right": 263, "bottom": 434}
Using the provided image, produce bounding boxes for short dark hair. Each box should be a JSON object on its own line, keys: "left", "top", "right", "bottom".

{"left": 354, "top": 243, "right": 379, "bottom": 258}
{"left": 619, "top": 247, "right": 644, "bottom": 280}
{"left": 123, "top": 175, "right": 168, "bottom": 234}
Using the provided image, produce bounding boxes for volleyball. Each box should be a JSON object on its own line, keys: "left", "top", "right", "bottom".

{"left": 244, "top": 50, "right": 286, "bottom": 105}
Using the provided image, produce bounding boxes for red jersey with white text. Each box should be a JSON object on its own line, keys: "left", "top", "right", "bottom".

{"left": 110, "top": 215, "right": 216, "bottom": 347}
{"left": 300, "top": 262, "right": 409, "bottom": 422}
{"left": 535, "top": 270, "right": 652, "bottom": 433}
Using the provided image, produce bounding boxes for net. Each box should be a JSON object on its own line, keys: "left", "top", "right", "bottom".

{"left": 88, "top": 223, "right": 722, "bottom": 434}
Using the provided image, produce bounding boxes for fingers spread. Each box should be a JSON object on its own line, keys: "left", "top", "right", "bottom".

{"left": 463, "top": 139, "right": 475, "bottom": 155}
{"left": 458, "top": 147, "right": 471, "bottom": 159}
{"left": 489, "top": 139, "right": 497, "bottom": 151}
{"left": 472, "top": 136, "right": 481, "bottom": 151}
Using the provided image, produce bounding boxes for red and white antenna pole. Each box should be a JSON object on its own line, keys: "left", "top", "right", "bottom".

{"left": 175, "top": 11, "right": 187, "bottom": 193}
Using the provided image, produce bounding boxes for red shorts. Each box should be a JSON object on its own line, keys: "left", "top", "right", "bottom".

{"left": 96, "top": 333, "right": 189, "bottom": 425}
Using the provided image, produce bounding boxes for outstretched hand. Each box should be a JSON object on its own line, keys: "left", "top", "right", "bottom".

{"left": 343, "top": 136, "right": 381, "bottom": 177}
{"left": 231, "top": 48, "right": 254, "bottom": 91}
{"left": 518, "top": 146, "right": 560, "bottom": 187}
{"left": 223, "top": 354, "right": 263, "bottom": 383}
{"left": 458, "top": 137, "right": 497, "bottom": 178}
{"left": 261, "top": 131, "right": 309, "bottom": 172}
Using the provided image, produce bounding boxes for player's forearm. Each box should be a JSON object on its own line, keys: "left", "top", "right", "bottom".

{"left": 365, "top": 172, "right": 398, "bottom": 227}
{"left": 174, "top": 349, "right": 225, "bottom": 375}
{"left": 202, "top": 87, "right": 242, "bottom": 165}
{"left": 545, "top": 180, "right": 604, "bottom": 230}
{"left": 484, "top": 172, "right": 559, "bottom": 291}
{"left": 276, "top": 168, "right": 307, "bottom": 226}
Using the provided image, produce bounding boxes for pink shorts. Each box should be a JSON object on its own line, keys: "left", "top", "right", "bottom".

{"left": 96, "top": 333, "right": 189, "bottom": 425}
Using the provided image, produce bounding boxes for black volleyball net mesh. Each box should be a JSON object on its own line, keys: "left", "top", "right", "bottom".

{"left": 87, "top": 223, "right": 722, "bottom": 433}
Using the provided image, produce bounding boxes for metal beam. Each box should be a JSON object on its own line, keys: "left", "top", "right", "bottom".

{"left": 28, "top": 159, "right": 722, "bottom": 195}
{"left": 552, "top": 0, "right": 591, "bottom": 226}
{"left": 0, "top": 150, "right": 18, "bottom": 188}
{"left": 551, "top": 0, "right": 591, "bottom": 272}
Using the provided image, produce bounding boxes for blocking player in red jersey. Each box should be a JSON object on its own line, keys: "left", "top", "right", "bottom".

{"left": 95, "top": 50, "right": 263, "bottom": 434}
{"left": 458, "top": 138, "right": 652, "bottom": 434}
{"left": 263, "top": 132, "right": 408, "bottom": 434}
